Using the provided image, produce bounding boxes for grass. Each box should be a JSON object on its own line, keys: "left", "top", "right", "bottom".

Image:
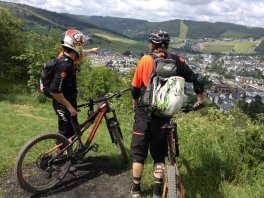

{"left": 0, "top": 100, "right": 57, "bottom": 173}
{"left": 0, "top": 84, "right": 134, "bottom": 175}
{"left": 170, "top": 21, "right": 188, "bottom": 48}
{"left": 0, "top": 83, "right": 263, "bottom": 197}
{"left": 202, "top": 40, "right": 260, "bottom": 54}
{"left": 175, "top": 108, "right": 264, "bottom": 198}
{"left": 220, "top": 30, "right": 250, "bottom": 39}
{"left": 83, "top": 28, "right": 147, "bottom": 54}
{"left": 178, "top": 21, "right": 188, "bottom": 41}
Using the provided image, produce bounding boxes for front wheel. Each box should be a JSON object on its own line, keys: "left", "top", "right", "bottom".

{"left": 14, "top": 133, "right": 72, "bottom": 193}
{"left": 108, "top": 118, "right": 128, "bottom": 164}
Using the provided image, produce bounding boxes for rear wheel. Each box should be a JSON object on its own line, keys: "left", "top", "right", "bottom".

{"left": 166, "top": 165, "right": 183, "bottom": 198}
{"left": 109, "top": 118, "right": 128, "bottom": 164}
{"left": 14, "top": 133, "right": 72, "bottom": 193}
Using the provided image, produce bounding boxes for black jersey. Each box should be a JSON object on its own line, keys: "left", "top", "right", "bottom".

{"left": 49, "top": 54, "right": 77, "bottom": 105}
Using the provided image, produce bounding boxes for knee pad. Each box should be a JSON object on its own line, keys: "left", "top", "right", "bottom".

{"left": 153, "top": 163, "right": 165, "bottom": 182}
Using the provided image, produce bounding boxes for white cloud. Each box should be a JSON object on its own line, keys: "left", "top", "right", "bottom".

{"left": 2, "top": 0, "right": 264, "bottom": 28}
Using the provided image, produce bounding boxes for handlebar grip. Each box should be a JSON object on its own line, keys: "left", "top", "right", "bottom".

{"left": 102, "top": 87, "right": 131, "bottom": 100}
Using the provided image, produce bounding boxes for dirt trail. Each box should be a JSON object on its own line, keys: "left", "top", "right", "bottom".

{"left": 1, "top": 156, "right": 131, "bottom": 198}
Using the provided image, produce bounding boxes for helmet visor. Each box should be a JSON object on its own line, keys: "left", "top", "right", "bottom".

{"left": 83, "top": 35, "right": 91, "bottom": 43}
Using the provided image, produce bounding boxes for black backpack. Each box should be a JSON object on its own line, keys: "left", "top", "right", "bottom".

{"left": 142, "top": 54, "right": 185, "bottom": 117}
{"left": 39, "top": 58, "right": 59, "bottom": 98}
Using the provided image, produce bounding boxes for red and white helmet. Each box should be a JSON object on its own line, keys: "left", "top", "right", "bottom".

{"left": 61, "top": 29, "right": 85, "bottom": 57}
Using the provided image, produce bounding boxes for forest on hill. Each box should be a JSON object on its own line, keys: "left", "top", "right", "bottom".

{"left": 1, "top": 1, "right": 264, "bottom": 41}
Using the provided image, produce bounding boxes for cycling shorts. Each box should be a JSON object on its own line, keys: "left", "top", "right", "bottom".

{"left": 131, "top": 106, "right": 170, "bottom": 164}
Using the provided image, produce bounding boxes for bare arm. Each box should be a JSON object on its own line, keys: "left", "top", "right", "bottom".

{"left": 50, "top": 93, "right": 77, "bottom": 116}
{"left": 82, "top": 48, "right": 100, "bottom": 56}
{"left": 192, "top": 93, "right": 205, "bottom": 110}
{"left": 196, "top": 93, "right": 204, "bottom": 104}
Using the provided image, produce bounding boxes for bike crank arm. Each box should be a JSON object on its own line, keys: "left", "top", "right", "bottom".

{"left": 50, "top": 156, "right": 74, "bottom": 166}
{"left": 81, "top": 143, "right": 99, "bottom": 156}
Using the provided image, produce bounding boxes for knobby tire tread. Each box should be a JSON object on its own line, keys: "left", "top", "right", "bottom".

{"left": 166, "top": 164, "right": 182, "bottom": 198}
{"left": 167, "top": 165, "right": 177, "bottom": 198}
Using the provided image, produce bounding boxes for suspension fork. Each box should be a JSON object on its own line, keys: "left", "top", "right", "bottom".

{"left": 105, "top": 108, "right": 121, "bottom": 143}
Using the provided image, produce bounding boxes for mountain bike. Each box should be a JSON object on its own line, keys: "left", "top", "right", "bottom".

{"left": 14, "top": 88, "right": 130, "bottom": 193}
{"left": 162, "top": 105, "right": 195, "bottom": 198}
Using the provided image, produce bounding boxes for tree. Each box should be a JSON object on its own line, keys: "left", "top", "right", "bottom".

{"left": 14, "top": 31, "right": 61, "bottom": 93}
{"left": 77, "top": 64, "right": 122, "bottom": 100}
{"left": 248, "top": 95, "right": 264, "bottom": 120}
{"left": 0, "top": 7, "right": 24, "bottom": 81}
{"left": 238, "top": 94, "right": 264, "bottom": 121}
{"left": 123, "top": 50, "right": 131, "bottom": 56}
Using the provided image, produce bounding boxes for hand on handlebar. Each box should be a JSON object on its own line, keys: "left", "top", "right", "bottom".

{"left": 192, "top": 101, "right": 204, "bottom": 111}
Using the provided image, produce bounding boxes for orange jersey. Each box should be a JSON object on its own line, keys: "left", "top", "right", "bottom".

{"left": 132, "top": 53, "right": 167, "bottom": 88}
{"left": 132, "top": 55, "right": 154, "bottom": 88}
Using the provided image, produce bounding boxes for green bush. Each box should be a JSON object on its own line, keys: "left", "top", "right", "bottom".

{"left": 77, "top": 63, "right": 122, "bottom": 100}
{"left": 177, "top": 107, "right": 262, "bottom": 188}
{"left": 14, "top": 31, "right": 61, "bottom": 94}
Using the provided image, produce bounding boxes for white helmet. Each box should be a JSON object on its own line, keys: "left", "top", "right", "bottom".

{"left": 61, "top": 29, "right": 85, "bottom": 57}
{"left": 152, "top": 76, "right": 186, "bottom": 117}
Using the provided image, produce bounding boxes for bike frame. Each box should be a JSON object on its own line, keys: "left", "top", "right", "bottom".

{"left": 50, "top": 88, "right": 130, "bottom": 160}
{"left": 76, "top": 98, "right": 118, "bottom": 152}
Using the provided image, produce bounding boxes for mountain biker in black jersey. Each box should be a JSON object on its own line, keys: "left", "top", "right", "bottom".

{"left": 130, "top": 30, "right": 205, "bottom": 198}
{"left": 49, "top": 30, "right": 85, "bottom": 150}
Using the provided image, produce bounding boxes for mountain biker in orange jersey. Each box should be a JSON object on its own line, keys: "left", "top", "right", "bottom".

{"left": 130, "top": 30, "right": 205, "bottom": 198}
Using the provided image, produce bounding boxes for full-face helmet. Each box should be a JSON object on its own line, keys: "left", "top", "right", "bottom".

{"left": 61, "top": 29, "right": 85, "bottom": 57}
{"left": 154, "top": 76, "right": 186, "bottom": 117}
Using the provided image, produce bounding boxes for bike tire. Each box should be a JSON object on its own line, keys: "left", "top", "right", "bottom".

{"left": 109, "top": 118, "right": 129, "bottom": 164}
{"left": 14, "top": 133, "right": 72, "bottom": 193}
{"left": 166, "top": 164, "right": 182, "bottom": 198}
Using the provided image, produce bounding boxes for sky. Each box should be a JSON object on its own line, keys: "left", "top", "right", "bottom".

{"left": 3, "top": 0, "right": 264, "bottom": 28}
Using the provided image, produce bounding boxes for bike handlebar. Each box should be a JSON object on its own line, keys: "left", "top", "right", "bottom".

{"left": 77, "top": 87, "right": 131, "bottom": 108}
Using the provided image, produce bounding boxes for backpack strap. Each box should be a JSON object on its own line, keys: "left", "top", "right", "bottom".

{"left": 141, "top": 54, "right": 160, "bottom": 106}
{"left": 52, "top": 55, "right": 71, "bottom": 72}
{"left": 150, "top": 53, "right": 161, "bottom": 74}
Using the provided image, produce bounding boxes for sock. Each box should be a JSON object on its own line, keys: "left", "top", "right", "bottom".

{"left": 153, "top": 182, "right": 163, "bottom": 196}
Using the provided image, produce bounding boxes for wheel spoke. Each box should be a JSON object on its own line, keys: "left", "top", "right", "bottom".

{"left": 15, "top": 133, "right": 72, "bottom": 193}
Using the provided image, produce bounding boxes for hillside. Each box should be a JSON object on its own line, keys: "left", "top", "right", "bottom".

{"left": 0, "top": 1, "right": 146, "bottom": 54}
{"left": 1, "top": 1, "right": 264, "bottom": 55}
{"left": 1, "top": 1, "right": 264, "bottom": 42}
{"left": 184, "top": 20, "right": 264, "bottom": 39}
{"left": 0, "top": 1, "right": 98, "bottom": 30}
{"left": 84, "top": 16, "right": 264, "bottom": 40}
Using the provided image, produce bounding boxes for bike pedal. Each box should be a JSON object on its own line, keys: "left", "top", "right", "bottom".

{"left": 91, "top": 143, "right": 99, "bottom": 152}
